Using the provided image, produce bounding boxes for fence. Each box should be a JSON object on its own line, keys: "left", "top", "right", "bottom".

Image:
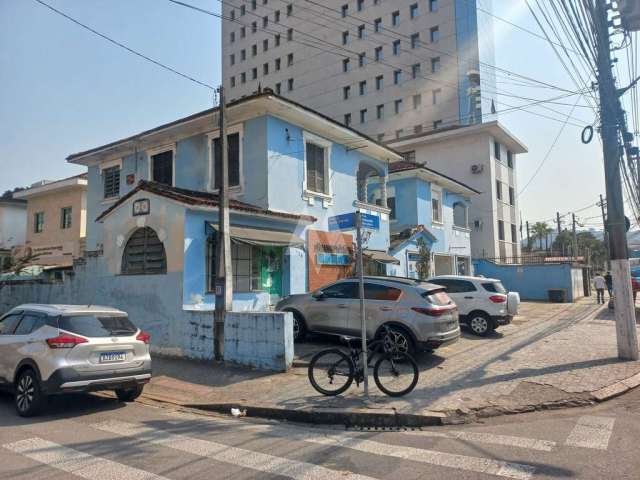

{"left": 483, "top": 251, "right": 586, "bottom": 266}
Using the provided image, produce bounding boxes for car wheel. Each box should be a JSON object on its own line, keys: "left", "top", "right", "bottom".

{"left": 15, "top": 369, "right": 44, "bottom": 417}
{"left": 292, "top": 312, "right": 307, "bottom": 342}
{"left": 469, "top": 313, "right": 492, "bottom": 336}
{"left": 115, "top": 385, "right": 144, "bottom": 402}
{"left": 381, "top": 326, "right": 416, "bottom": 357}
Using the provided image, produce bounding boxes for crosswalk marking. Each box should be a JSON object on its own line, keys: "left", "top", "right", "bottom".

{"left": 2, "top": 438, "right": 167, "bottom": 480}
{"left": 565, "top": 415, "right": 615, "bottom": 450}
{"left": 401, "top": 429, "right": 556, "bottom": 452}
{"left": 93, "top": 419, "right": 535, "bottom": 480}
{"left": 92, "top": 420, "right": 377, "bottom": 480}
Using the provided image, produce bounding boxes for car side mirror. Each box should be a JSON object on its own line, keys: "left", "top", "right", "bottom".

{"left": 312, "top": 290, "right": 325, "bottom": 300}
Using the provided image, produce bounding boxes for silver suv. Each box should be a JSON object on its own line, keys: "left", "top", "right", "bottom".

{"left": 276, "top": 276, "right": 460, "bottom": 357}
{"left": 0, "top": 304, "right": 152, "bottom": 417}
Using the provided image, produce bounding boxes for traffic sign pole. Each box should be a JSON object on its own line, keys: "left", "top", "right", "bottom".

{"left": 355, "top": 211, "right": 369, "bottom": 396}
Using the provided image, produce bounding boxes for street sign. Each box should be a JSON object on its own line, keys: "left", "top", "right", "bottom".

{"left": 328, "top": 212, "right": 380, "bottom": 231}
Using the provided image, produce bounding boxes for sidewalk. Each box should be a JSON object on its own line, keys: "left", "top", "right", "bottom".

{"left": 142, "top": 299, "right": 640, "bottom": 425}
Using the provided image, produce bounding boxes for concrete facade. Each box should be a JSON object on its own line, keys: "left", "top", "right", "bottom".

{"left": 224, "top": 311, "right": 294, "bottom": 371}
{"left": 222, "top": 0, "right": 497, "bottom": 141}
{"left": 14, "top": 175, "right": 87, "bottom": 267}
{"left": 387, "top": 122, "right": 527, "bottom": 259}
{"left": 0, "top": 199, "right": 27, "bottom": 250}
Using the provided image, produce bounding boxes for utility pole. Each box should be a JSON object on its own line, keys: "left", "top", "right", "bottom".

{"left": 526, "top": 220, "right": 530, "bottom": 250}
{"left": 600, "top": 194, "right": 611, "bottom": 270}
{"left": 594, "top": 1, "right": 638, "bottom": 360}
{"left": 214, "top": 86, "right": 233, "bottom": 361}
{"left": 572, "top": 213, "right": 578, "bottom": 260}
{"left": 354, "top": 212, "right": 369, "bottom": 396}
{"left": 556, "top": 212, "right": 562, "bottom": 235}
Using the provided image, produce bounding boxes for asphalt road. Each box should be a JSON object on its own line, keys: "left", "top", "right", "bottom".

{"left": 1, "top": 387, "right": 639, "bottom": 480}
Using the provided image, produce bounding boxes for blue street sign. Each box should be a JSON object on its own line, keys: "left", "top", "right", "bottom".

{"left": 328, "top": 212, "right": 380, "bottom": 231}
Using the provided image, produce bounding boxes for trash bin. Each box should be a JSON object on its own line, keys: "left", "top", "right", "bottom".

{"left": 548, "top": 289, "right": 567, "bottom": 303}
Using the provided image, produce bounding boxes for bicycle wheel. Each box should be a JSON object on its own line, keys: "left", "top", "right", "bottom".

{"left": 308, "top": 348, "right": 355, "bottom": 396}
{"left": 373, "top": 352, "right": 419, "bottom": 397}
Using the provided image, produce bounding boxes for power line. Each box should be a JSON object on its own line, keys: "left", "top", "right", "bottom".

{"left": 32, "top": 0, "right": 215, "bottom": 90}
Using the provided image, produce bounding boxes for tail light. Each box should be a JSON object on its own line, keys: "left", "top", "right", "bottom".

{"left": 489, "top": 295, "right": 507, "bottom": 303}
{"left": 412, "top": 306, "right": 456, "bottom": 316}
{"left": 46, "top": 334, "right": 88, "bottom": 349}
{"left": 136, "top": 331, "right": 151, "bottom": 344}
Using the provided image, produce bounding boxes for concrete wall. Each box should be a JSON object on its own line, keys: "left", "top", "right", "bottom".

{"left": 473, "top": 259, "right": 584, "bottom": 302}
{"left": 0, "top": 203, "right": 27, "bottom": 249}
{"left": 224, "top": 311, "right": 294, "bottom": 371}
{"left": 0, "top": 257, "right": 216, "bottom": 359}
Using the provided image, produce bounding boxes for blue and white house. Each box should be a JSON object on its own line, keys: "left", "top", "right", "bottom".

{"left": 368, "top": 161, "right": 480, "bottom": 278}
{"left": 67, "top": 91, "right": 402, "bottom": 312}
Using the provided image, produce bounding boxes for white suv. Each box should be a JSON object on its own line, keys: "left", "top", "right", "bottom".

{"left": 0, "top": 304, "right": 152, "bottom": 416}
{"left": 428, "top": 276, "right": 519, "bottom": 336}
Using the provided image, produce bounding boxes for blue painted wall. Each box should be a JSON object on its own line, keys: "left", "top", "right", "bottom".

{"left": 473, "top": 259, "right": 582, "bottom": 302}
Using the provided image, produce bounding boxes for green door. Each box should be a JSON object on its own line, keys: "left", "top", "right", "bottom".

{"left": 258, "top": 246, "right": 283, "bottom": 296}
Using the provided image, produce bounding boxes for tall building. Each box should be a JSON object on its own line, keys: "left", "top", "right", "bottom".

{"left": 221, "top": 0, "right": 497, "bottom": 141}
{"left": 221, "top": 0, "right": 525, "bottom": 260}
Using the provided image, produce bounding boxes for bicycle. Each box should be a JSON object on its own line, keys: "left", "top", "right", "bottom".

{"left": 307, "top": 326, "right": 419, "bottom": 397}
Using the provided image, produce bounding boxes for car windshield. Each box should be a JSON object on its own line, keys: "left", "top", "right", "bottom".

{"left": 482, "top": 282, "right": 507, "bottom": 294}
{"left": 58, "top": 314, "right": 137, "bottom": 337}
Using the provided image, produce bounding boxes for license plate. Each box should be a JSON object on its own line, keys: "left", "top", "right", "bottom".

{"left": 99, "top": 352, "right": 126, "bottom": 363}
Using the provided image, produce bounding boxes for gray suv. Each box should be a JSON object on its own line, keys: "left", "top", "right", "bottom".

{"left": 0, "top": 304, "right": 152, "bottom": 417}
{"left": 276, "top": 276, "right": 460, "bottom": 357}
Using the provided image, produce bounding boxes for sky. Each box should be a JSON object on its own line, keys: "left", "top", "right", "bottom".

{"left": 0, "top": 0, "right": 634, "bottom": 232}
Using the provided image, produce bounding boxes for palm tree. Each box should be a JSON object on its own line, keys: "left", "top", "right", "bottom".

{"left": 531, "top": 222, "right": 552, "bottom": 251}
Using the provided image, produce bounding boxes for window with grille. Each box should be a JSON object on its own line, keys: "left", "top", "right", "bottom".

{"left": 151, "top": 150, "right": 173, "bottom": 185}
{"left": 305, "top": 142, "right": 327, "bottom": 194}
{"left": 103, "top": 166, "right": 120, "bottom": 199}
{"left": 212, "top": 132, "right": 241, "bottom": 190}
{"left": 402, "top": 151, "right": 416, "bottom": 162}
{"left": 207, "top": 237, "right": 261, "bottom": 292}
{"left": 60, "top": 207, "right": 72, "bottom": 229}
{"left": 122, "top": 227, "right": 167, "bottom": 275}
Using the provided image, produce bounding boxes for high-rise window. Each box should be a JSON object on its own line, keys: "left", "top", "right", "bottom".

{"left": 252, "top": 44, "right": 257, "bottom": 56}
{"left": 343, "top": 58, "right": 351, "bottom": 72}
{"left": 343, "top": 85, "right": 351, "bottom": 100}
{"left": 411, "top": 33, "right": 420, "bottom": 49}
{"left": 410, "top": 3, "right": 418, "bottom": 18}
{"left": 357, "top": 0, "right": 364, "bottom": 11}
{"left": 433, "top": 120, "right": 442, "bottom": 129}
{"left": 430, "top": 26, "right": 440, "bottom": 42}
{"left": 262, "top": 15, "right": 268, "bottom": 28}
{"left": 358, "top": 25, "right": 366, "bottom": 39}
{"left": 374, "top": 18, "right": 382, "bottom": 32}
{"left": 393, "top": 69, "right": 402, "bottom": 84}
{"left": 103, "top": 166, "right": 120, "bottom": 198}
{"left": 376, "top": 104, "right": 384, "bottom": 119}
{"left": 498, "top": 220, "right": 505, "bottom": 241}
{"left": 61, "top": 207, "right": 72, "bottom": 229}
{"left": 230, "top": 76, "right": 236, "bottom": 87}
{"left": 375, "top": 46, "right": 383, "bottom": 61}
{"left": 241, "top": 49, "right": 246, "bottom": 61}
{"left": 509, "top": 187, "right": 515, "bottom": 206}
{"left": 251, "top": 67, "right": 257, "bottom": 80}
{"left": 263, "top": 39, "right": 269, "bottom": 51}
{"left": 275, "top": 82, "right": 281, "bottom": 94}
{"left": 413, "top": 93, "right": 422, "bottom": 109}
{"left": 392, "top": 40, "right": 401, "bottom": 55}
{"left": 240, "top": 5, "right": 246, "bottom": 15}
{"left": 275, "top": 34, "right": 281, "bottom": 46}
{"left": 341, "top": 4, "right": 348, "bottom": 17}
{"left": 429, "top": 0, "right": 438, "bottom": 12}
{"left": 241, "top": 72, "right": 246, "bottom": 83}
{"left": 286, "top": 4, "right": 292, "bottom": 16}
{"left": 240, "top": 26, "right": 246, "bottom": 38}
{"left": 511, "top": 224, "right": 517, "bottom": 243}
{"left": 359, "top": 80, "right": 367, "bottom": 95}
{"left": 496, "top": 180, "right": 503, "bottom": 200}
{"left": 287, "top": 53, "right": 293, "bottom": 66}
{"left": 275, "top": 58, "right": 281, "bottom": 70}
{"left": 344, "top": 113, "right": 351, "bottom": 126}
{"left": 432, "top": 88, "right": 441, "bottom": 104}
{"left": 394, "top": 98, "right": 403, "bottom": 114}
{"left": 342, "top": 31, "right": 349, "bottom": 45}
{"left": 431, "top": 57, "right": 441, "bottom": 72}
{"left": 375, "top": 75, "right": 383, "bottom": 90}
{"left": 230, "top": 54, "right": 235, "bottom": 65}
{"left": 359, "top": 52, "right": 367, "bottom": 66}
{"left": 230, "top": 31, "right": 236, "bottom": 43}
{"left": 507, "top": 150, "right": 514, "bottom": 168}
{"left": 251, "top": 21, "right": 257, "bottom": 33}
{"left": 251, "top": 0, "right": 256, "bottom": 10}
{"left": 287, "top": 78, "right": 294, "bottom": 91}
{"left": 263, "top": 63, "right": 269, "bottom": 75}
{"left": 274, "top": 10, "right": 280, "bottom": 22}
{"left": 494, "top": 140, "right": 501, "bottom": 159}
{"left": 391, "top": 10, "right": 400, "bottom": 26}
{"left": 287, "top": 28, "right": 293, "bottom": 40}
{"left": 360, "top": 109, "right": 367, "bottom": 123}
{"left": 411, "top": 63, "right": 421, "bottom": 79}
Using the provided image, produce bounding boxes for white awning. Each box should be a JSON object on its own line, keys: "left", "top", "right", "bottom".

{"left": 208, "top": 224, "right": 305, "bottom": 248}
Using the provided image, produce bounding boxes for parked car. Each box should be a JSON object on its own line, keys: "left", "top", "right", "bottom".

{"left": 427, "top": 275, "right": 519, "bottom": 336}
{"left": 276, "top": 276, "right": 460, "bottom": 357}
{"left": 0, "top": 304, "right": 152, "bottom": 417}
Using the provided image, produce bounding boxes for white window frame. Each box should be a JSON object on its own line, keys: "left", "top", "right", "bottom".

{"left": 302, "top": 130, "right": 333, "bottom": 206}
{"left": 207, "top": 123, "right": 244, "bottom": 194}
{"left": 431, "top": 185, "right": 443, "bottom": 225}
{"left": 147, "top": 144, "right": 176, "bottom": 187}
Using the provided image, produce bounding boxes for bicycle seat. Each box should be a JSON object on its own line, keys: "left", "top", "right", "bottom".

{"left": 340, "top": 336, "right": 361, "bottom": 348}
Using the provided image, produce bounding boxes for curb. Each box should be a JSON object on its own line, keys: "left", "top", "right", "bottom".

{"left": 592, "top": 372, "right": 640, "bottom": 402}
{"left": 141, "top": 393, "right": 445, "bottom": 427}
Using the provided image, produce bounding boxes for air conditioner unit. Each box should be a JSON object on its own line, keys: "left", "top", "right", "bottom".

{"left": 619, "top": 0, "right": 640, "bottom": 31}
{"left": 471, "top": 164, "right": 484, "bottom": 174}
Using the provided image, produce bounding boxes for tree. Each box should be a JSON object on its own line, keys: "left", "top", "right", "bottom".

{"left": 531, "top": 222, "right": 553, "bottom": 250}
{"left": 552, "top": 230, "right": 573, "bottom": 254}
{"left": 0, "top": 251, "right": 41, "bottom": 275}
{"left": 415, "top": 238, "right": 431, "bottom": 280}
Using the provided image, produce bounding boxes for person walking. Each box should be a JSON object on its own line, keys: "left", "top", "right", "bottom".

{"left": 594, "top": 273, "right": 606, "bottom": 305}
{"left": 605, "top": 271, "right": 613, "bottom": 298}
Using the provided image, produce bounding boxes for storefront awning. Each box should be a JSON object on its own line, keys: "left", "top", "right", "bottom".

{"left": 208, "top": 223, "right": 305, "bottom": 248}
{"left": 364, "top": 249, "right": 400, "bottom": 265}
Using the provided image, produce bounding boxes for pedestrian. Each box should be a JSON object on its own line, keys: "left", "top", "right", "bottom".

{"left": 605, "top": 271, "right": 613, "bottom": 297}
{"left": 594, "top": 273, "right": 606, "bottom": 305}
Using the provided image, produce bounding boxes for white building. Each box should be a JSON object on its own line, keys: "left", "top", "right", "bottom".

{"left": 387, "top": 121, "right": 527, "bottom": 259}
{"left": 222, "top": 0, "right": 497, "bottom": 140}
